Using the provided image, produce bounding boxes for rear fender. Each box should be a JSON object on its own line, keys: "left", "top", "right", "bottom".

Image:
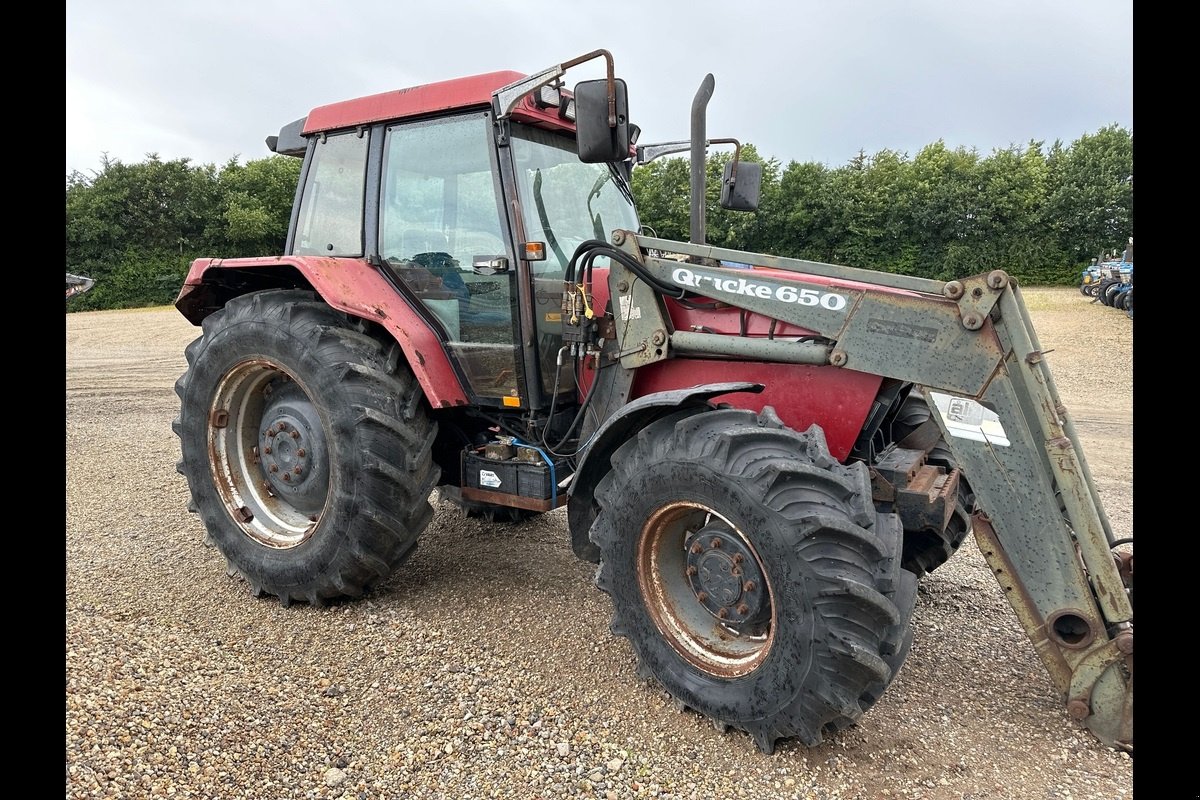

{"left": 175, "top": 255, "right": 468, "bottom": 409}
{"left": 566, "top": 381, "right": 763, "bottom": 562}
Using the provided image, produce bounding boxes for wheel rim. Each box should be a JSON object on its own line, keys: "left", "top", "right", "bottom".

{"left": 208, "top": 359, "right": 330, "bottom": 548}
{"left": 637, "top": 501, "right": 776, "bottom": 678}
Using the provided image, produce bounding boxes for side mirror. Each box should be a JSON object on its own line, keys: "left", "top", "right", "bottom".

{"left": 574, "top": 78, "right": 630, "bottom": 163}
{"left": 719, "top": 160, "right": 761, "bottom": 212}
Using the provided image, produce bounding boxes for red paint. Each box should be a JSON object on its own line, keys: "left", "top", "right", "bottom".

{"left": 180, "top": 256, "right": 468, "bottom": 408}
{"left": 304, "top": 71, "right": 527, "bottom": 133}
{"left": 586, "top": 264, "right": 883, "bottom": 461}
{"left": 302, "top": 69, "right": 586, "bottom": 138}
{"left": 630, "top": 360, "right": 881, "bottom": 461}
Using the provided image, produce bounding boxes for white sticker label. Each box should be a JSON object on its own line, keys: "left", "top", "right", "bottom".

{"left": 929, "top": 392, "right": 1011, "bottom": 447}
{"left": 618, "top": 294, "right": 642, "bottom": 320}
{"left": 479, "top": 469, "right": 502, "bottom": 488}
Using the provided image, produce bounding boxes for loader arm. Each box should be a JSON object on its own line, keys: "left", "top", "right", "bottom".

{"left": 589, "top": 231, "right": 1132, "bottom": 749}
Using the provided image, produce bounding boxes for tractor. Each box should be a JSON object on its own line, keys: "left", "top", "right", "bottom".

{"left": 171, "top": 49, "right": 1133, "bottom": 754}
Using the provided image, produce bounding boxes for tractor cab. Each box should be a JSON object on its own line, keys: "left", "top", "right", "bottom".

{"left": 269, "top": 68, "right": 639, "bottom": 413}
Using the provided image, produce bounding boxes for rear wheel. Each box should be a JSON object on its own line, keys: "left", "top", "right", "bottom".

{"left": 173, "top": 289, "right": 439, "bottom": 605}
{"left": 590, "top": 407, "right": 914, "bottom": 753}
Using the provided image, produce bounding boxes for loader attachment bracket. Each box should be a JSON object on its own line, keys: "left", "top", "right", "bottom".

{"left": 942, "top": 270, "right": 1010, "bottom": 330}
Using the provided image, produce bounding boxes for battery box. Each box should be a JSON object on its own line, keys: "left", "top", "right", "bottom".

{"left": 462, "top": 447, "right": 564, "bottom": 500}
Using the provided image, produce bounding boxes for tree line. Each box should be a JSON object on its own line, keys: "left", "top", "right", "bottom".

{"left": 66, "top": 125, "right": 1131, "bottom": 310}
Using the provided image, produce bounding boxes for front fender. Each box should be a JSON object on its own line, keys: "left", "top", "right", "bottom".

{"left": 565, "top": 381, "right": 763, "bottom": 562}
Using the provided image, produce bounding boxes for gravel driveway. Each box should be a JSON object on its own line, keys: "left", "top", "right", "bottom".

{"left": 66, "top": 287, "right": 1133, "bottom": 799}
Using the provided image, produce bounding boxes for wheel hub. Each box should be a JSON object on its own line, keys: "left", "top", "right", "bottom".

{"left": 258, "top": 381, "right": 328, "bottom": 516}
{"left": 685, "top": 522, "right": 769, "bottom": 630}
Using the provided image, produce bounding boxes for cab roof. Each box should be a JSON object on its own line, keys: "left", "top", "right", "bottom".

{"left": 302, "top": 70, "right": 526, "bottom": 134}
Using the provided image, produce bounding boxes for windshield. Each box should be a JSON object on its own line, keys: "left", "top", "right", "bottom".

{"left": 509, "top": 126, "right": 639, "bottom": 276}
{"left": 509, "top": 125, "right": 640, "bottom": 396}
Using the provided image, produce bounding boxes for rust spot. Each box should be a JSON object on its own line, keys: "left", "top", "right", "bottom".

{"left": 415, "top": 350, "right": 426, "bottom": 366}
{"left": 374, "top": 307, "right": 388, "bottom": 318}
{"left": 1067, "top": 699, "right": 1090, "bottom": 720}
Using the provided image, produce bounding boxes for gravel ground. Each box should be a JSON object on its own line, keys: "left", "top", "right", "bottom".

{"left": 66, "top": 287, "right": 1134, "bottom": 799}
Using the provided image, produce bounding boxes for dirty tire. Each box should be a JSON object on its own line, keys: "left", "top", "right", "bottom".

{"left": 890, "top": 391, "right": 976, "bottom": 577}
{"left": 590, "top": 407, "right": 913, "bottom": 754}
{"left": 173, "top": 289, "right": 439, "bottom": 606}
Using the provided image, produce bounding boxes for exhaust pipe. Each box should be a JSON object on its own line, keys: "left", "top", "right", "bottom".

{"left": 690, "top": 74, "right": 715, "bottom": 245}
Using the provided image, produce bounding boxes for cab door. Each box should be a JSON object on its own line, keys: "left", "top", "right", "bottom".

{"left": 377, "top": 112, "right": 525, "bottom": 406}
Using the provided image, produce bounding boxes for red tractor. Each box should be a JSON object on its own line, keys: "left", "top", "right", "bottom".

{"left": 173, "top": 50, "right": 1132, "bottom": 754}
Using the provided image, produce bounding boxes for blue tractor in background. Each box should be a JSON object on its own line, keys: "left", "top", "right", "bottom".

{"left": 1084, "top": 238, "right": 1132, "bottom": 317}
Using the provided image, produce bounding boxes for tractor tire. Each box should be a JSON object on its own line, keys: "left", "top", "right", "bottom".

{"left": 173, "top": 289, "right": 439, "bottom": 606}
{"left": 590, "top": 407, "right": 915, "bottom": 754}
{"left": 1084, "top": 281, "right": 1103, "bottom": 298}
{"left": 1093, "top": 279, "right": 1116, "bottom": 301}
{"left": 1114, "top": 291, "right": 1129, "bottom": 311}
{"left": 1102, "top": 281, "right": 1122, "bottom": 307}
{"left": 1125, "top": 288, "right": 1133, "bottom": 318}
{"left": 889, "top": 392, "right": 976, "bottom": 577}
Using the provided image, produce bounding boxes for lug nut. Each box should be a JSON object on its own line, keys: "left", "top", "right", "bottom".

{"left": 291, "top": 430, "right": 300, "bottom": 439}
{"left": 690, "top": 542, "right": 703, "bottom": 555}
{"left": 743, "top": 581, "right": 756, "bottom": 592}
{"left": 716, "top": 608, "right": 729, "bottom": 619}
{"left": 269, "top": 464, "right": 278, "bottom": 473}
{"left": 282, "top": 473, "right": 291, "bottom": 482}
{"left": 736, "top": 603, "right": 750, "bottom": 616}
{"left": 732, "top": 554, "right": 744, "bottom": 565}
{"left": 297, "top": 449, "right": 305, "bottom": 458}
{"left": 264, "top": 447, "right": 272, "bottom": 455}
{"left": 710, "top": 538, "right": 722, "bottom": 549}
{"left": 685, "top": 566, "right": 698, "bottom": 577}
{"left": 696, "top": 591, "right": 708, "bottom": 603}
{"left": 293, "top": 466, "right": 302, "bottom": 475}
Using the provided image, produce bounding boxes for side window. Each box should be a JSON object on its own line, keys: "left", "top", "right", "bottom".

{"left": 294, "top": 132, "right": 368, "bottom": 256}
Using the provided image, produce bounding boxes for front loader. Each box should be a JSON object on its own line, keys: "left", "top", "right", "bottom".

{"left": 172, "top": 49, "right": 1132, "bottom": 754}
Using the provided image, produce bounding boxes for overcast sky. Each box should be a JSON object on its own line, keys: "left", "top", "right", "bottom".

{"left": 66, "top": 0, "right": 1132, "bottom": 176}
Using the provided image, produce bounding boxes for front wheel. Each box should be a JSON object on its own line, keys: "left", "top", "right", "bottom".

{"left": 173, "top": 289, "right": 439, "bottom": 605}
{"left": 590, "top": 407, "right": 915, "bottom": 753}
